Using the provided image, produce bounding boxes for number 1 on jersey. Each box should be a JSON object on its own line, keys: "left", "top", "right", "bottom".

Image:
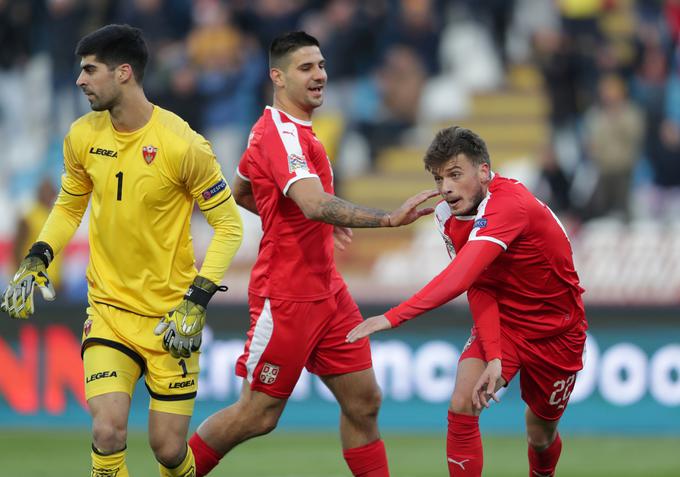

{"left": 115, "top": 171, "right": 123, "bottom": 201}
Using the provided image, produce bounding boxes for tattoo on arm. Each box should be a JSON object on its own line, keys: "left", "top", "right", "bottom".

{"left": 318, "top": 196, "right": 389, "bottom": 228}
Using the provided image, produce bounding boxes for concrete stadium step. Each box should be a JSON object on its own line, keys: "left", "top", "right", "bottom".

{"left": 469, "top": 91, "right": 548, "bottom": 119}
{"left": 340, "top": 173, "right": 435, "bottom": 210}
{"left": 506, "top": 63, "right": 544, "bottom": 91}
{"left": 454, "top": 117, "right": 549, "bottom": 142}
{"left": 375, "top": 126, "right": 548, "bottom": 176}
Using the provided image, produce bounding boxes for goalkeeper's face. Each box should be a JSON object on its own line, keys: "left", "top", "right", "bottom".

{"left": 278, "top": 46, "right": 327, "bottom": 113}
{"left": 76, "top": 55, "right": 122, "bottom": 112}
{"left": 431, "top": 154, "right": 490, "bottom": 216}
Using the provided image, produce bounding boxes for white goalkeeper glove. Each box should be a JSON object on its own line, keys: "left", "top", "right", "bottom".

{"left": 1, "top": 242, "right": 56, "bottom": 319}
{"left": 154, "top": 276, "right": 227, "bottom": 358}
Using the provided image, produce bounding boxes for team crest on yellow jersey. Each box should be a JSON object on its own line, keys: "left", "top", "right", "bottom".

{"left": 142, "top": 145, "right": 158, "bottom": 164}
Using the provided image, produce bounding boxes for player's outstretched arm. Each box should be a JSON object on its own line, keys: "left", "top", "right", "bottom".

{"left": 1, "top": 242, "right": 56, "bottom": 319}
{"left": 154, "top": 276, "right": 227, "bottom": 358}
{"left": 346, "top": 314, "right": 392, "bottom": 343}
{"left": 288, "top": 177, "right": 438, "bottom": 228}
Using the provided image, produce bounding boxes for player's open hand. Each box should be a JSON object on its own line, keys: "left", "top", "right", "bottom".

{"left": 333, "top": 226, "right": 353, "bottom": 251}
{"left": 472, "top": 358, "right": 502, "bottom": 411}
{"left": 387, "top": 189, "right": 439, "bottom": 227}
{"left": 1, "top": 255, "right": 56, "bottom": 319}
{"left": 346, "top": 315, "right": 392, "bottom": 343}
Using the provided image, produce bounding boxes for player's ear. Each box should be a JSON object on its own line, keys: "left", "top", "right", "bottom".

{"left": 270, "top": 67, "right": 285, "bottom": 88}
{"left": 479, "top": 163, "right": 491, "bottom": 183}
{"left": 117, "top": 64, "right": 134, "bottom": 84}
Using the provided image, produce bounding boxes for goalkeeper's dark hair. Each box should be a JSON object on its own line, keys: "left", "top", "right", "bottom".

{"left": 75, "top": 24, "right": 148, "bottom": 83}
{"left": 424, "top": 126, "right": 491, "bottom": 171}
{"left": 269, "top": 31, "right": 320, "bottom": 69}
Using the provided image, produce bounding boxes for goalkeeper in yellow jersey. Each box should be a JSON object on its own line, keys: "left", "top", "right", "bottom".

{"left": 0, "top": 24, "right": 243, "bottom": 477}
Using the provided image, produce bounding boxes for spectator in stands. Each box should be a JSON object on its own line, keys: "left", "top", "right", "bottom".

{"left": 631, "top": 39, "right": 680, "bottom": 217}
{"left": 187, "top": 0, "right": 266, "bottom": 173}
{"left": 302, "top": 0, "right": 387, "bottom": 81}
{"left": 378, "top": 0, "right": 442, "bottom": 75}
{"left": 356, "top": 44, "right": 427, "bottom": 165}
{"left": 583, "top": 73, "right": 644, "bottom": 221}
{"left": 0, "top": 0, "right": 36, "bottom": 169}
{"left": 112, "top": 0, "right": 193, "bottom": 98}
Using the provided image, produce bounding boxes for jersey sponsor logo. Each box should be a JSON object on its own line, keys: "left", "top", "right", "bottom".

{"left": 83, "top": 319, "right": 93, "bottom": 338}
{"left": 169, "top": 378, "right": 195, "bottom": 389}
{"left": 287, "top": 153, "right": 309, "bottom": 173}
{"left": 86, "top": 371, "right": 118, "bottom": 383}
{"left": 89, "top": 147, "right": 117, "bottom": 158}
{"left": 142, "top": 145, "right": 158, "bottom": 164}
{"left": 259, "top": 362, "right": 279, "bottom": 384}
{"left": 473, "top": 218, "right": 488, "bottom": 228}
{"left": 202, "top": 178, "right": 227, "bottom": 200}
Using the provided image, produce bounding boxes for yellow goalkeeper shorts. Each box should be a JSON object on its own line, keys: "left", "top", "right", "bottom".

{"left": 81, "top": 300, "right": 198, "bottom": 416}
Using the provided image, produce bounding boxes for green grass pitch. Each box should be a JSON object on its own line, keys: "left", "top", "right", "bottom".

{"left": 2, "top": 429, "right": 678, "bottom": 476}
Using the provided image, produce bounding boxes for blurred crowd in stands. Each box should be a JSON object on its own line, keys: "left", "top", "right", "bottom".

{"left": 2, "top": 0, "right": 680, "bottom": 235}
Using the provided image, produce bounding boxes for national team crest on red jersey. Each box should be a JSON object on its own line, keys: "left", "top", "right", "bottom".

{"left": 259, "top": 362, "right": 279, "bottom": 384}
{"left": 142, "top": 145, "right": 158, "bottom": 164}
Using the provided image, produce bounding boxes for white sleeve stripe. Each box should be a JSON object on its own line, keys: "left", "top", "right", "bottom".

{"left": 236, "top": 168, "right": 250, "bottom": 182}
{"left": 282, "top": 173, "right": 319, "bottom": 196}
{"left": 468, "top": 236, "right": 507, "bottom": 250}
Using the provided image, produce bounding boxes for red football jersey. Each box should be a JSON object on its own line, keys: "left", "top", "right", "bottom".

{"left": 447, "top": 175, "right": 586, "bottom": 338}
{"left": 237, "top": 107, "right": 343, "bottom": 301}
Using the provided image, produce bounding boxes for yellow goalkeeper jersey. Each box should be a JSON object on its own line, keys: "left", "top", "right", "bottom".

{"left": 58, "top": 106, "right": 233, "bottom": 316}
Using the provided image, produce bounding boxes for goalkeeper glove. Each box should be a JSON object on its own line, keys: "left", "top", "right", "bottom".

{"left": 1, "top": 242, "right": 56, "bottom": 319}
{"left": 154, "top": 276, "right": 227, "bottom": 358}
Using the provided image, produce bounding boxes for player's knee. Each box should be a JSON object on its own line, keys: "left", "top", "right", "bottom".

{"left": 344, "top": 387, "right": 382, "bottom": 422}
{"left": 449, "top": 391, "right": 475, "bottom": 416}
{"left": 526, "top": 428, "right": 557, "bottom": 451}
{"left": 92, "top": 419, "right": 127, "bottom": 453}
{"left": 254, "top": 408, "right": 280, "bottom": 436}
{"left": 150, "top": 436, "right": 186, "bottom": 468}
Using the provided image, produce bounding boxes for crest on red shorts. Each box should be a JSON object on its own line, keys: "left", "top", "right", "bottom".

{"left": 259, "top": 362, "right": 279, "bottom": 384}
{"left": 83, "top": 319, "right": 93, "bottom": 338}
{"left": 142, "top": 145, "right": 158, "bottom": 164}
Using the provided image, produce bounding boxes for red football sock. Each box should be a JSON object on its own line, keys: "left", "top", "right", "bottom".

{"left": 528, "top": 432, "right": 562, "bottom": 477}
{"left": 447, "top": 411, "right": 483, "bottom": 477}
{"left": 189, "top": 433, "right": 221, "bottom": 477}
{"left": 343, "top": 439, "right": 390, "bottom": 477}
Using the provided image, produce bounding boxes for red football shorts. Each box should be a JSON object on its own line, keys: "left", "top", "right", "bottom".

{"left": 235, "top": 286, "right": 373, "bottom": 399}
{"left": 460, "top": 320, "right": 587, "bottom": 420}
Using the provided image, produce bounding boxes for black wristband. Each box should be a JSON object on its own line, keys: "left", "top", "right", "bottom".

{"left": 184, "top": 276, "right": 228, "bottom": 308}
{"left": 27, "top": 241, "right": 54, "bottom": 268}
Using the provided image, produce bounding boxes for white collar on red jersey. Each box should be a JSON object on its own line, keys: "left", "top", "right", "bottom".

{"left": 266, "top": 106, "right": 313, "bottom": 127}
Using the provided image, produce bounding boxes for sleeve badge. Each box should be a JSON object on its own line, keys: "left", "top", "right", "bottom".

{"left": 287, "top": 153, "right": 309, "bottom": 173}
